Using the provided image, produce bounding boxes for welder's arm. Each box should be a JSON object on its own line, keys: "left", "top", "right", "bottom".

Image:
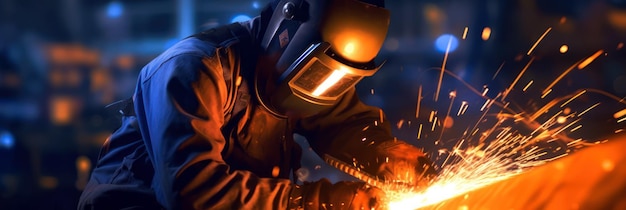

{"left": 134, "top": 53, "right": 292, "bottom": 209}
{"left": 296, "top": 89, "right": 437, "bottom": 185}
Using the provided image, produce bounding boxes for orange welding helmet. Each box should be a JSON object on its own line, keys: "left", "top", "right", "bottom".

{"left": 256, "top": 0, "right": 390, "bottom": 116}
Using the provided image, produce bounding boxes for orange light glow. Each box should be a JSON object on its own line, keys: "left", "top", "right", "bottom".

{"left": 560, "top": 45, "right": 569, "bottom": 53}
{"left": 50, "top": 97, "right": 77, "bottom": 125}
{"left": 577, "top": 50, "right": 604, "bottom": 70}
{"left": 614, "top": 109, "right": 626, "bottom": 119}
{"left": 481, "top": 27, "right": 491, "bottom": 41}
{"left": 343, "top": 42, "right": 355, "bottom": 55}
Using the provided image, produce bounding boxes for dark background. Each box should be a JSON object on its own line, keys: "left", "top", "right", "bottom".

{"left": 0, "top": 0, "right": 625, "bottom": 209}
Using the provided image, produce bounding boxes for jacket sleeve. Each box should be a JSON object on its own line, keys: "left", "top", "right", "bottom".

{"left": 294, "top": 88, "right": 395, "bottom": 177}
{"left": 133, "top": 51, "right": 292, "bottom": 209}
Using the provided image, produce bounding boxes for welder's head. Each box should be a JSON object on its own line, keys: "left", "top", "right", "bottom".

{"left": 257, "top": 0, "right": 390, "bottom": 116}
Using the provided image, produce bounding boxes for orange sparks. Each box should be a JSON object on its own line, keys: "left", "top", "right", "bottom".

{"left": 527, "top": 27, "right": 552, "bottom": 56}
{"left": 417, "top": 124, "right": 423, "bottom": 140}
{"left": 614, "top": 109, "right": 626, "bottom": 119}
{"left": 379, "top": 109, "right": 384, "bottom": 123}
{"left": 559, "top": 45, "right": 568, "bottom": 53}
{"left": 578, "top": 102, "right": 601, "bottom": 117}
{"left": 436, "top": 36, "right": 453, "bottom": 102}
{"left": 429, "top": 110, "right": 436, "bottom": 122}
{"left": 541, "top": 89, "right": 552, "bottom": 98}
{"left": 503, "top": 57, "right": 535, "bottom": 100}
{"left": 523, "top": 80, "right": 534, "bottom": 92}
{"left": 492, "top": 61, "right": 505, "bottom": 80}
{"left": 560, "top": 16, "right": 567, "bottom": 24}
{"left": 577, "top": 50, "right": 604, "bottom": 70}
{"left": 416, "top": 85, "right": 422, "bottom": 119}
{"left": 618, "top": 42, "right": 624, "bottom": 50}
{"left": 543, "top": 59, "right": 582, "bottom": 95}
{"left": 458, "top": 101, "right": 468, "bottom": 116}
{"left": 481, "top": 27, "right": 492, "bottom": 41}
{"left": 462, "top": 27, "right": 469, "bottom": 40}
{"left": 480, "top": 99, "right": 490, "bottom": 111}
{"left": 560, "top": 90, "right": 586, "bottom": 107}
{"left": 397, "top": 119, "right": 405, "bottom": 129}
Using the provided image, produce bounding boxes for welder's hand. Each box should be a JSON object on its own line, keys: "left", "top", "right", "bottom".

{"left": 375, "top": 140, "right": 438, "bottom": 187}
{"left": 290, "top": 179, "right": 387, "bottom": 210}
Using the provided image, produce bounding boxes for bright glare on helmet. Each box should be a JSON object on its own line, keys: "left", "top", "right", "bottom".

{"left": 311, "top": 67, "right": 348, "bottom": 96}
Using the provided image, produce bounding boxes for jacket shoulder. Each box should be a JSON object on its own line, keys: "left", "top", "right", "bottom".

{"left": 139, "top": 23, "right": 253, "bottom": 83}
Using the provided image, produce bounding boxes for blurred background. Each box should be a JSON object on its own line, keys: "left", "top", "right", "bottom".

{"left": 0, "top": 0, "right": 624, "bottom": 209}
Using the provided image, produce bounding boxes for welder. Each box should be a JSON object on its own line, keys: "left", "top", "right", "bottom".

{"left": 78, "top": 0, "right": 437, "bottom": 209}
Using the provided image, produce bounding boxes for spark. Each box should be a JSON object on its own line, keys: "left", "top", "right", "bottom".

{"left": 577, "top": 50, "right": 604, "bottom": 70}
{"left": 481, "top": 27, "right": 491, "bottom": 41}
{"left": 457, "top": 101, "right": 468, "bottom": 116}
{"left": 523, "top": 80, "right": 534, "bottom": 92}
{"left": 416, "top": 86, "right": 423, "bottom": 119}
{"left": 397, "top": 120, "right": 405, "bottom": 129}
{"left": 462, "top": 27, "right": 468, "bottom": 40}
{"left": 418, "top": 124, "right": 423, "bottom": 140}
{"left": 492, "top": 61, "right": 505, "bottom": 80}
{"left": 480, "top": 99, "right": 490, "bottom": 111}
{"left": 613, "top": 109, "right": 626, "bottom": 119}
{"left": 560, "top": 90, "right": 586, "bottom": 108}
{"left": 435, "top": 36, "right": 453, "bottom": 102}
{"left": 541, "top": 89, "right": 552, "bottom": 99}
{"left": 527, "top": 27, "right": 552, "bottom": 55}
{"left": 503, "top": 57, "right": 534, "bottom": 101}
{"left": 559, "top": 45, "right": 569, "bottom": 54}
{"left": 543, "top": 59, "right": 583, "bottom": 95}
{"left": 570, "top": 125, "right": 582, "bottom": 132}
{"left": 578, "top": 102, "right": 601, "bottom": 117}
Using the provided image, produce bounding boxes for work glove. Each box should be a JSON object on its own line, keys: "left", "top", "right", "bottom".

{"left": 289, "top": 179, "right": 386, "bottom": 210}
{"left": 374, "top": 140, "right": 438, "bottom": 187}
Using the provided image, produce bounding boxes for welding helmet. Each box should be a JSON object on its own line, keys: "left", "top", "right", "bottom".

{"left": 256, "top": 0, "right": 390, "bottom": 116}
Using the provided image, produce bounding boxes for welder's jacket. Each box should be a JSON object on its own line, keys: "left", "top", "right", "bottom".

{"left": 79, "top": 20, "right": 394, "bottom": 210}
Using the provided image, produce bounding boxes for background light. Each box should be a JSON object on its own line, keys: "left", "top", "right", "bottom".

{"left": 106, "top": 1, "right": 124, "bottom": 18}
{"left": 0, "top": 130, "right": 15, "bottom": 149}
{"left": 435, "top": 34, "right": 459, "bottom": 53}
{"left": 230, "top": 14, "right": 252, "bottom": 23}
{"left": 252, "top": 1, "right": 261, "bottom": 9}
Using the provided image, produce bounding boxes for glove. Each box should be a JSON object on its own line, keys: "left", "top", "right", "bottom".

{"left": 374, "top": 140, "right": 438, "bottom": 187}
{"left": 289, "top": 179, "right": 386, "bottom": 210}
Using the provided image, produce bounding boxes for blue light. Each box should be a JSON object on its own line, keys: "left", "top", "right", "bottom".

{"left": 252, "top": 1, "right": 261, "bottom": 9}
{"left": 435, "top": 34, "right": 459, "bottom": 53}
{"left": 230, "top": 14, "right": 252, "bottom": 23}
{"left": 107, "top": 1, "right": 124, "bottom": 18}
{"left": 0, "top": 131, "right": 14, "bottom": 149}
